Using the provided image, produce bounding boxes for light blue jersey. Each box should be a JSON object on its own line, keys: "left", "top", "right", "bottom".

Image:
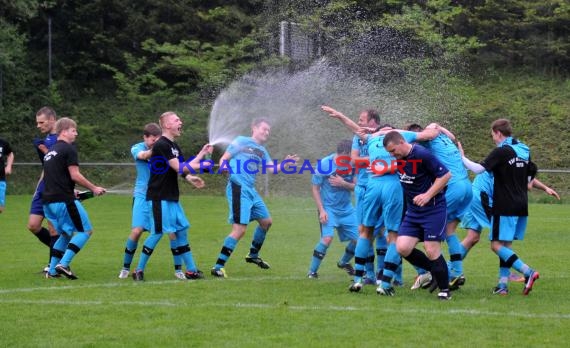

{"left": 311, "top": 154, "right": 355, "bottom": 216}
{"left": 131, "top": 142, "right": 150, "bottom": 199}
{"left": 423, "top": 133, "right": 469, "bottom": 184}
{"left": 226, "top": 136, "right": 271, "bottom": 187}
{"left": 352, "top": 135, "right": 369, "bottom": 187}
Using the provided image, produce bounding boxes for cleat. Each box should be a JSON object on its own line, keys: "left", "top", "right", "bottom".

{"left": 55, "top": 264, "right": 78, "bottom": 280}
{"left": 245, "top": 255, "right": 270, "bottom": 269}
{"left": 174, "top": 271, "right": 186, "bottom": 280}
{"left": 43, "top": 265, "right": 50, "bottom": 273}
{"left": 376, "top": 286, "right": 395, "bottom": 296}
{"left": 427, "top": 279, "right": 439, "bottom": 293}
{"left": 337, "top": 262, "right": 356, "bottom": 276}
{"left": 132, "top": 270, "right": 144, "bottom": 281}
{"left": 492, "top": 286, "right": 509, "bottom": 295}
{"left": 438, "top": 291, "right": 452, "bottom": 300}
{"left": 449, "top": 274, "right": 465, "bottom": 291}
{"left": 509, "top": 272, "right": 525, "bottom": 283}
{"left": 523, "top": 271, "right": 539, "bottom": 295}
{"left": 411, "top": 272, "right": 432, "bottom": 290}
{"left": 118, "top": 269, "right": 130, "bottom": 279}
{"left": 210, "top": 267, "right": 227, "bottom": 278}
{"left": 45, "top": 272, "right": 61, "bottom": 279}
{"left": 457, "top": 275, "right": 466, "bottom": 286}
{"left": 307, "top": 272, "right": 319, "bottom": 279}
{"left": 185, "top": 270, "right": 204, "bottom": 280}
{"left": 349, "top": 282, "right": 363, "bottom": 292}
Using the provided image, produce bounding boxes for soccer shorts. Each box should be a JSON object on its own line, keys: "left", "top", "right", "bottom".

{"left": 148, "top": 200, "right": 190, "bottom": 234}
{"left": 43, "top": 200, "right": 93, "bottom": 236}
{"left": 131, "top": 196, "right": 151, "bottom": 231}
{"left": 319, "top": 209, "right": 358, "bottom": 242}
{"left": 490, "top": 215, "right": 528, "bottom": 242}
{"left": 445, "top": 179, "right": 473, "bottom": 221}
{"left": 0, "top": 181, "right": 6, "bottom": 208}
{"left": 460, "top": 190, "right": 491, "bottom": 233}
{"left": 226, "top": 181, "right": 270, "bottom": 224}
{"left": 29, "top": 179, "right": 45, "bottom": 216}
{"left": 362, "top": 179, "right": 403, "bottom": 232}
{"left": 399, "top": 203, "right": 447, "bottom": 242}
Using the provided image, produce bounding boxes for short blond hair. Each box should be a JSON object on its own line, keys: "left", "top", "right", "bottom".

{"left": 159, "top": 111, "right": 177, "bottom": 128}
{"left": 55, "top": 117, "right": 77, "bottom": 135}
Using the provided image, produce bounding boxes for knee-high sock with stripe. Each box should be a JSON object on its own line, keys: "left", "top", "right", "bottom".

{"left": 498, "top": 258, "right": 510, "bottom": 289}
{"left": 375, "top": 234, "right": 387, "bottom": 276}
{"left": 176, "top": 229, "right": 198, "bottom": 272}
{"left": 309, "top": 241, "right": 329, "bottom": 273}
{"left": 249, "top": 226, "right": 267, "bottom": 258}
{"left": 49, "top": 234, "right": 69, "bottom": 274}
{"left": 496, "top": 246, "right": 532, "bottom": 277}
{"left": 59, "top": 232, "right": 91, "bottom": 267}
{"left": 215, "top": 236, "right": 238, "bottom": 269}
{"left": 338, "top": 240, "right": 356, "bottom": 266}
{"left": 135, "top": 233, "right": 163, "bottom": 271}
{"left": 353, "top": 237, "right": 371, "bottom": 283}
{"left": 446, "top": 234, "right": 463, "bottom": 277}
{"left": 380, "top": 243, "right": 400, "bottom": 288}
{"left": 122, "top": 238, "right": 138, "bottom": 270}
{"left": 365, "top": 247, "right": 376, "bottom": 280}
{"left": 170, "top": 238, "right": 182, "bottom": 271}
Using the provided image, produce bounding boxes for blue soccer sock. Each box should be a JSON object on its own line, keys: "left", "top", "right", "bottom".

{"left": 309, "top": 241, "right": 329, "bottom": 273}
{"left": 135, "top": 233, "right": 163, "bottom": 271}
{"left": 59, "top": 232, "right": 90, "bottom": 267}
{"left": 338, "top": 240, "right": 356, "bottom": 266}
{"left": 365, "top": 248, "right": 376, "bottom": 280}
{"left": 394, "top": 259, "right": 403, "bottom": 284}
{"left": 380, "top": 243, "right": 400, "bottom": 288}
{"left": 375, "top": 235, "right": 387, "bottom": 276}
{"left": 215, "top": 236, "right": 238, "bottom": 269}
{"left": 49, "top": 234, "right": 69, "bottom": 274}
{"left": 353, "top": 237, "right": 371, "bottom": 283}
{"left": 175, "top": 229, "right": 198, "bottom": 272}
{"left": 496, "top": 245, "right": 532, "bottom": 277}
{"left": 249, "top": 226, "right": 267, "bottom": 258}
{"left": 122, "top": 238, "right": 138, "bottom": 270}
{"left": 169, "top": 238, "right": 182, "bottom": 271}
{"left": 446, "top": 234, "right": 463, "bottom": 277}
{"left": 498, "top": 258, "right": 510, "bottom": 289}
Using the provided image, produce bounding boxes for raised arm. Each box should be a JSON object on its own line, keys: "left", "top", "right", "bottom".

{"left": 321, "top": 105, "right": 359, "bottom": 133}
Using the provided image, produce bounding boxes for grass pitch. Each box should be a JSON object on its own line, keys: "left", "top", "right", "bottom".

{"left": 0, "top": 195, "right": 568, "bottom": 347}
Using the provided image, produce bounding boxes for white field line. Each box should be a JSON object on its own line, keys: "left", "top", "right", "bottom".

{"left": 0, "top": 297, "right": 569, "bottom": 320}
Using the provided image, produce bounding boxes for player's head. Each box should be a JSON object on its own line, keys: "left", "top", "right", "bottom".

{"left": 159, "top": 111, "right": 182, "bottom": 138}
{"left": 251, "top": 118, "right": 271, "bottom": 144}
{"left": 336, "top": 139, "right": 352, "bottom": 155}
{"left": 405, "top": 123, "right": 423, "bottom": 132}
{"left": 383, "top": 130, "right": 410, "bottom": 159}
{"left": 55, "top": 117, "right": 78, "bottom": 143}
{"left": 143, "top": 122, "right": 162, "bottom": 147}
{"left": 36, "top": 107, "right": 57, "bottom": 134}
{"left": 358, "top": 109, "right": 380, "bottom": 128}
{"left": 490, "top": 118, "right": 512, "bottom": 144}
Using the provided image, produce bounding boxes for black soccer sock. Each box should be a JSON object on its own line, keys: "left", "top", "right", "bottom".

{"left": 35, "top": 227, "right": 52, "bottom": 247}
{"left": 403, "top": 248, "right": 432, "bottom": 271}
{"left": 431, "top": 254, "right": 450, "bottom": 291}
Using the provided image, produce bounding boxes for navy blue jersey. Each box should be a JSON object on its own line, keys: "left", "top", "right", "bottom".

{"left": 34, "top": 133, "right": 58, "bottom": 164}
{"left": 399, "top": 144, "right": 449, "bottom": 209}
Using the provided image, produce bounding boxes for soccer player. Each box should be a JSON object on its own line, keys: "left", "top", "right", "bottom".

{"left": 307, "top": 139, "right": 357, "bottom": 279}
{"left": 405, "top": 123, "right": 473, "bottom": 290}
{"left": 132, "top": 111, "right": 210, "bottom": 281}
{"left": 42, "top": 117, "right": 106, "bottom": 279}
{"left": 383, "top": 131, "right": 452, "bottom": 300}
{"left": 0, "top": 137, "right": 14, "bottom": 213}
{"left": 118, "top": 123, "right": 181, "bottom": 279}
{"left": 210, "top": 118, "right": 299, "bottom": 278}
{"left": 321, "top": 105, "right": 383, "bottom": 281}
{"left": 27, "top": 107, "right": 59, "bottom": 266}
{"left": 459, "top": 121, "right": 552, "bottom": 295}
